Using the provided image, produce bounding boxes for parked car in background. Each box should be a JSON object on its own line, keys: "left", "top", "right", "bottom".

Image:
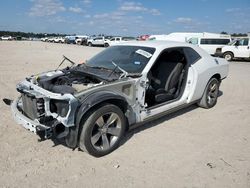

{"left": 215, "top": 38, "right": 250, "bottom": 61}
{"left": 1, "top": 35, "right": 13, "bottom": 40}
{"left": 75, "top": 35, "right": 89, "bottom": 45}
{"left": 47, "top": 37, "right": 56, "bottom": 43}
{"left": 148, "top": 32, "right": 204, "bottom": 42}
{"left": 137, "top": 35, "right": 150, "bottom": 41}
{"left": 10, "top": 41, "right": 229, "bottom": 157}
{"left": 65, "top": 36, "right": 77, "bottom": 44}
{"left": 104, "top": 36, "right": 136, "bottom": 47}
{"left": 188, "top": 36, "right": 231, "bottom": 55}
{"left": 54, "top": 37, "right": 65, "bottom": 43}
{"left": 41, "top": 37, "right": 48, "bottom": 42}
{"left": 149, "top": 32, "right": 231, "bottom": 48}
{"left": 87, "top": 36, "right": 112, "bottom": 47}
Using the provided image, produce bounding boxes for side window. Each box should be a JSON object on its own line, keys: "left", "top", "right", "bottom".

{"left": 110, "top": 38, "right": 115, "bottom": 41}
{"left": 244, "top": 39, "right": 249, "bottom": 46}
{"left": 189, "top": 38, "right": 198, "bottom": 45}
{"left": 221, "top": 39, "right": 230, "bottom": 45}
{"left": 184, "top": 47, "right": 201, "bottom": 64}
{"left": 200, "top": 38, "right": 230, "bottom": 45}
{"left": 238, "top": 39, "right": 248, "bottom": 46}
{"left": 117, "top": 38, "right": 121, "bottom": 41}
{"left": 200, "top": 39, "right": 208, "bottom": 44}
{"left": 243, "top": 39, "right": 249, "bottom": 46}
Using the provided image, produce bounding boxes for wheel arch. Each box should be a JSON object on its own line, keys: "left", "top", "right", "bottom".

{"left": 211, "top": 73, "right": 221, "bottom": 81}
{"left": 223, "top": 51, "right": 234, "bottom": 57}
{"left": 65, "top": 91, "right": 132, "bottom": 148}
{"left": 198, "top": 73, "right": 221, "bottom": 101}
{"left": 202, "top": 73, "right": 221, "bottom": 95}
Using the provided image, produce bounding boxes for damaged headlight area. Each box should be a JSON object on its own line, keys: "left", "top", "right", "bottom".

{"left": 12, "top": 80, "right": 79, "bottom": 140}
{"left": 49, "top": 99, "right": 69, "bottom": 117}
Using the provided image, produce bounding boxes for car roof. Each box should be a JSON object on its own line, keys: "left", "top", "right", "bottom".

{"left": 114, "top": 40, "right": 211, "bottom": 57}
{"left": 114, "top": 40, "right": 195, "bottom": 49}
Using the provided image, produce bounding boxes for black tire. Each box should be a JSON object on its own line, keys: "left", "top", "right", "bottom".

{"left": 197, "top": 78, "right": 220, "bottom": 109}
{"left": 88, "top": 42, "right": 92, "bottom": 47}
{"left": 79, "top": 104, "right": 126, "bottom": 157}
{"left": 104, "top": 43, "right": 109, "bottom": 47}
{"left": 223, "top": 52, "right": 234, "bottom": 61}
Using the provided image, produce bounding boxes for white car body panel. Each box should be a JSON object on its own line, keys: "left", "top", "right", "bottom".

{"left": 115, "top": 41, "right": 229, "bottom": 121}
{"left": 92, "top": 37, "right": 105, "bottom": 46}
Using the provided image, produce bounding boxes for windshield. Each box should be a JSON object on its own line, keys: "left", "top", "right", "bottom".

{"left": 85, "top": 46, "right": 155, "bottom": 74}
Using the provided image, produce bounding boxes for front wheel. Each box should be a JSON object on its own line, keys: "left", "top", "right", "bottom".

{"left": 88, "top": 42, "right": 92, "bottom": 47}
{"left": 79, "top": 104, "right": 126, "bottom": 157}
{"left": 197, "top": 78, "right": 220, "bottom": 109}
{"left": 223, "top": 52, "right": 233, "bottom": 61}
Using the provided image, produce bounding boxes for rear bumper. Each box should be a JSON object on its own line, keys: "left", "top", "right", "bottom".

{"left": 11, "top": 97, "right": 53, "bottom": 139}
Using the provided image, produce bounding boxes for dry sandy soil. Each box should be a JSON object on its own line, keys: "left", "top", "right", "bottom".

{"left": 0, "top": 41, "right": 249, "bottom": 188}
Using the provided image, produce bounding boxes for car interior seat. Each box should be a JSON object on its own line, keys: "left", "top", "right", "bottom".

{"left": 151, "top": 50, "right": 186, "bottom": 103}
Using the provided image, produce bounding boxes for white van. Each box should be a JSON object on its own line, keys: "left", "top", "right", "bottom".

{"left": 148, "top": 32, "right": 204, "bottom": 42}
{"left": 188, "top": 37, "right": 231, "bottom": 55}
{"left": 215, "top": 38, "right": 250, "bottom": 61}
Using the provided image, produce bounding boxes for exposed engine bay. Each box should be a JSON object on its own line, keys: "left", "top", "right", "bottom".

{"left": 33, "top": 64, "right": 120, "bottom": 94}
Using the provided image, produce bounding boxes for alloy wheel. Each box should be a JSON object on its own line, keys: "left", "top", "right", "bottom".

{"left": 207, "top": 81, "right": 219, "bottom": 105}
{"left": 90, "top": 112, "right": 122, "bottom": 151}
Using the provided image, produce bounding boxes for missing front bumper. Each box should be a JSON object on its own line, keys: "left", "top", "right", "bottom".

{"left": 11, "top": 97, "right": 53, "bottom": 140}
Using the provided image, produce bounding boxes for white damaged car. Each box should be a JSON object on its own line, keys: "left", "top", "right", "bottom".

{"left": 9, "top": 41, "right": 229, "bottom": 157}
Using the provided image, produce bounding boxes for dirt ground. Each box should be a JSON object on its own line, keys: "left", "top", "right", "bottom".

{"left": 0, "top": 41, "right": 249, "bottom": 188}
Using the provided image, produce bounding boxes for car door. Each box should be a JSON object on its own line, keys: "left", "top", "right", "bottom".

{"left": 93, "top": 37, "right": 102, "bottom": 45}
{"left": 234, "top": 38, "right": 250, "bottom": 58}
{"left": 116, "top": 37, "right": 121, "bottom": 44}
{"left": 140, "top": 47, "right": 198, "bottom": 121}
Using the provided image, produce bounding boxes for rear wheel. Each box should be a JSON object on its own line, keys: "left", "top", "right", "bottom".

{"left": 79, "top": 104, "right": 126, "bottom": 157}
{"left": 198, "top": 78, "right": 220, "bottom": 109}
{"left": 88, "top": 42, "right": 92, "bottom": 47}
{"left": 223, "top": 52, "right": 233, "bottom": 61}
{"left": 104, "top": 43, "right": 109, "bottom": 47}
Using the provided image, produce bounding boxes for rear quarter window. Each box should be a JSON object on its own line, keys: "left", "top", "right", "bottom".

{"left": 184, "top": 47, "right": 201, "bottom": 64}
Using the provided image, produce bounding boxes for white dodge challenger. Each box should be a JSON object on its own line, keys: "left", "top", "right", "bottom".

{"left": 9, "top": 41, "right": 229, "bottom": 157}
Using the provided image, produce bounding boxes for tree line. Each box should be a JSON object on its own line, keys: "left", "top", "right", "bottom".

{"left": 0, "top": 30, "right": 249, "bottom": 39}
{"left": 0, "top": 31, "right": 67, "bottom": 38}
{"left": 220, "top": 31, "right": 248, "bottom": 37}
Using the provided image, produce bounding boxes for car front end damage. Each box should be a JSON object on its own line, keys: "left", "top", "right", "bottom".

{"left": 10, "top": 64, "right": 137, "bottom": 142}
{"left": 11, "top": 78, "right": 79, "bottom": 140}
{"left": 10, "top": 63, "right": 109, "bottom": 140}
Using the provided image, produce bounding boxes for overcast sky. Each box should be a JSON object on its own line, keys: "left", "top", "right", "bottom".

{"left": 0, "top": 0, "right": 249, "bottom": 36}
